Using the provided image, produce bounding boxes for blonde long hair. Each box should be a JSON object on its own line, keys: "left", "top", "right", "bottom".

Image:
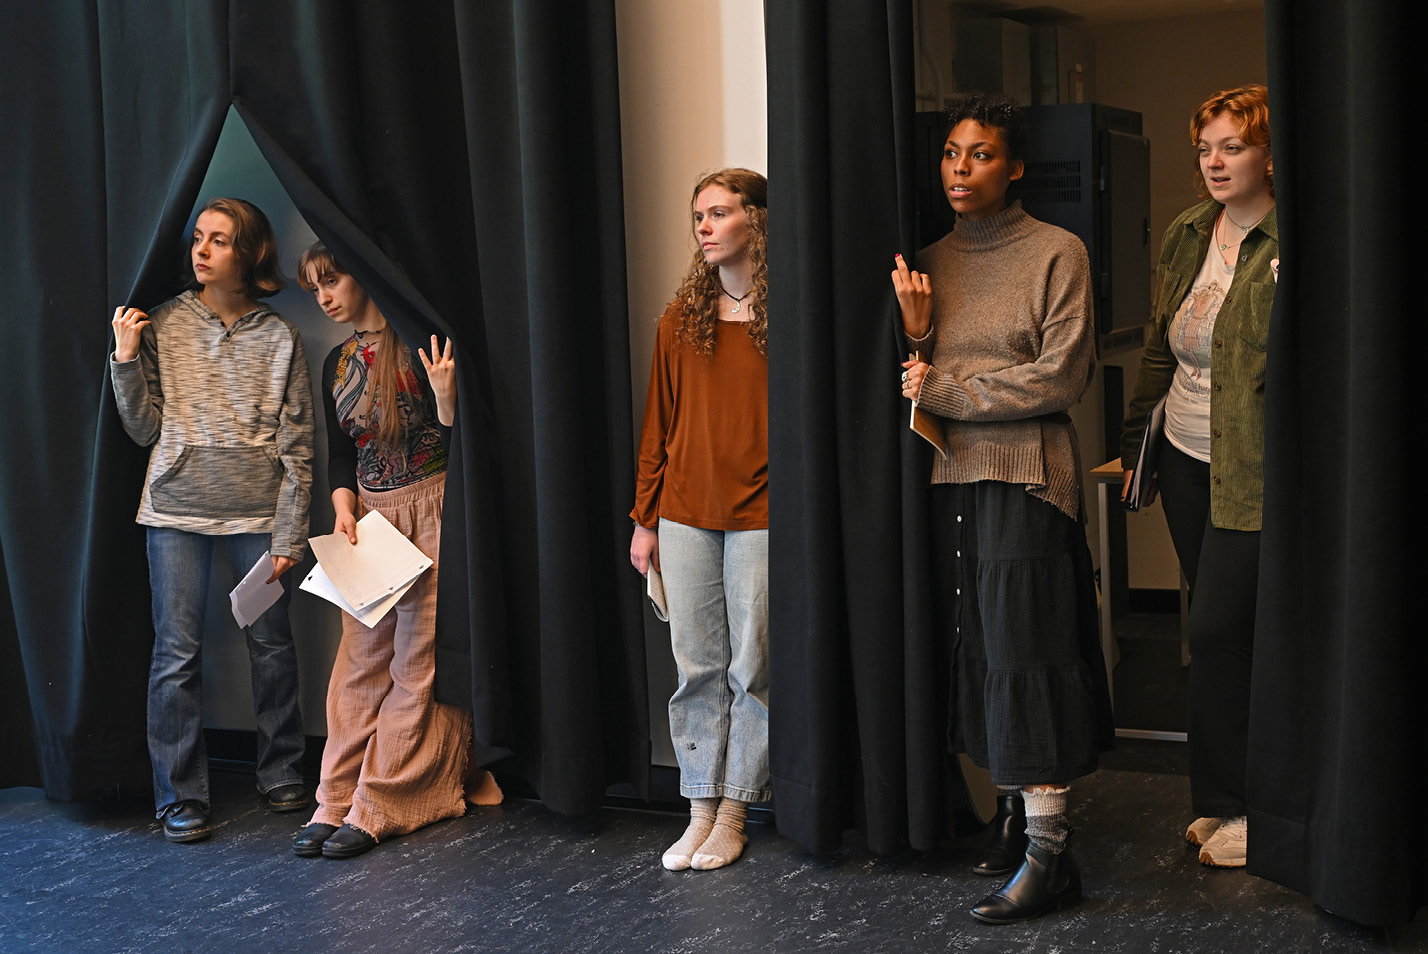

{"left": 298, "top": 242, "right": 416, "bottom": 453}
{"left": 670, "top": 168, "right": 768, "bottom": 356}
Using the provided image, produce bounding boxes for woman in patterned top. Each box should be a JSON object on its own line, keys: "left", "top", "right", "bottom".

{"left": 290, "top": 243, "right": 501, "bottom": 859}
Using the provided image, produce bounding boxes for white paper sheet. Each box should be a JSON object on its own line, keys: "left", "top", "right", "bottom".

{"left": 229, "top": 551, "right": 284, "bottom": 629}
{"left": 300, "top": 561, "right": 416, "bottom": 628}
{"left": 646, "top": 567, "right": 669, "bottom": 622}
{"left": 307, "top": 510, "right": 432, "bottom": 612}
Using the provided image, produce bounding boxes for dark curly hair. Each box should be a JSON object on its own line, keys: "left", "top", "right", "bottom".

{"left": 670, "top": 168, "right": 768, "bottom": 356}
{"left": 942, "top": 92, "right": 1027, "bottom": 164}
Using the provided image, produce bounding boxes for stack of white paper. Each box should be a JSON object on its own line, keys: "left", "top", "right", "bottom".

{"left": 229, "top": 551, "right": 285, "bottom": 628}
{"left": 300, "top": 511, "right": 433, "bottom": 627}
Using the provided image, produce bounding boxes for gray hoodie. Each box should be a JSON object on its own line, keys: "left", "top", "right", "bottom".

{"left": 110, "top": 290, "right": 314, "bottom": 560}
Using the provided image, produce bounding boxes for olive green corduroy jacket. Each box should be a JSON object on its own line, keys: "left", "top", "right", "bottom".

{"left": 1120, "top": 199, "right": 1279, "bottom": 531}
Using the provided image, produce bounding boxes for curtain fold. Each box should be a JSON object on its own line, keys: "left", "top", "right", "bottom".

{"left": 1250, "top": 0, "right": 1423, "bottom": 927}
{"left": 768, "top": 0, "right": 971, "bottom": 855}
{"left": 0, "top": 0, "right": 229, "bottom": 799}
{"left": 1, "top": 0, "right": 648, "bottom": 814}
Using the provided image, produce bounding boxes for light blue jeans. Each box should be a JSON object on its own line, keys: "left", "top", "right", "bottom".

{"left": 658, "top": 518, "right": 770, "bottom": 802}
{"left": 146, "top": 528, "right": 305, "bottom": 813}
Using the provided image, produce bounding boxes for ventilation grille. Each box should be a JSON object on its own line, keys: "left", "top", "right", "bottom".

{"left": 1019, "top": 160, "right": 1082, "bottom": 205}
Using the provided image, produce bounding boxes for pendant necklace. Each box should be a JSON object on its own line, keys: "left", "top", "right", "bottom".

{"left": 1217, "top": 206, "right": 1269, "bottom": 252}
{"left": 720, "top": 283, "right": 752, "bottom": 314}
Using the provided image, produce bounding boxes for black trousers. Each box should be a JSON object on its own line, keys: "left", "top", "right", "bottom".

{"left": 1156, "top": 443, "right": 1261, "bottom": 817}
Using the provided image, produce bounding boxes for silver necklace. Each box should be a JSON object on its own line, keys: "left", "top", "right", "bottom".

{"left": 720, "top": 283, "right": 751, "bottom": 314}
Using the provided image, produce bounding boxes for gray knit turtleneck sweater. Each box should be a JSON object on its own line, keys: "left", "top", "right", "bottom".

{"left": 906, "top": 201, "right": 1095, "bottom": 519}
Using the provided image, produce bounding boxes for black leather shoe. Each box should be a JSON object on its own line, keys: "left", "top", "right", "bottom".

{"left": 972, "top": 793, "right": 1028, "bottom": 877}
{"left": 265, "top": 783, "right": 310, "bottom": 813}
{"left": 970, "top": 843, "right": 1082, "bottom": 924}
{"left": 161, "top": 801, "right": 212, "bottom": 844}
{"left": 293, "top": 822, "right": 338, "bottom": 858}
{"left": 321, "top": 824, "right": 377, "bottom": 859}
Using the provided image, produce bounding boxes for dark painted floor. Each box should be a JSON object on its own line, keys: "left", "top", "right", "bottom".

{"left": 2, "top": 749, "right": 1424, "bottom": 954}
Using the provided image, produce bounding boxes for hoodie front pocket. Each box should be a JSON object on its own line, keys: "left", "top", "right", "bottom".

{"left": 150, "top": 445, "right": 282, "bottom": 519}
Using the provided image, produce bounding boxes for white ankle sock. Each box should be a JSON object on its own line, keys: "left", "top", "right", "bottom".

{"left": 662, "top": 798, "right": 718, "bottom": 871}
{"left": 691, "top": 798, "right": 749, "bottom": 870}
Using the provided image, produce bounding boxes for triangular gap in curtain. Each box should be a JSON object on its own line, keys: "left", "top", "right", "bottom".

{"left": 155, "top": 104, "right": 343, "bottom": 738}
{"left": 177, "top": 104, "right": 505, "bottom": 744}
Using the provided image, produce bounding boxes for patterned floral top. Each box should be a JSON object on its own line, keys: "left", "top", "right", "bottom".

{"left": 322, "top": 330, "right": 447, "bottom": 493}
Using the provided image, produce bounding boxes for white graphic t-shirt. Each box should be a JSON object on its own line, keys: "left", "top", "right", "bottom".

{"left": 1164, "top": 242, "right": 1235, "bottom": 462}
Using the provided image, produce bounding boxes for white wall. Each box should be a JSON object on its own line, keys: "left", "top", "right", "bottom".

{"left": 614, "top": 0, "right": 767, "bottom": 767}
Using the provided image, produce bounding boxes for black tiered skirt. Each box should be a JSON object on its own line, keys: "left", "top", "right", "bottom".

{"left": 931, "top": 481, "right": 1114, "bottom": 785}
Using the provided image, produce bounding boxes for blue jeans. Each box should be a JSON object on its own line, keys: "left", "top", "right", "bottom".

{"left": 146, "top": 528, "right": 304, "bottom": 813}
{"left": 658, "top": 519, "right": 770, "bottom": 802}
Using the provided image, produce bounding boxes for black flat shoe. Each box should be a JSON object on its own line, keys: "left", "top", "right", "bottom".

{"left": 971, "top": 793, "right": 1028, "bottom": 877}
{"left": 265, "top": 783, "right": 310, "bottom": 813}
{"left": 161, "top": 801, "right": 212, "bottom": 844}
{"left": 293, "top": 822, "right": 338, "bottom": 858}
{"left": 970, "top": 843, "right": 1082, "bottom": 924}
{"left": 321, "top": 824, "right": 377, "bottom": 859}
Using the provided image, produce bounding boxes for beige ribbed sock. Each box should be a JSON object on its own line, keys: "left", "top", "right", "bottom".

{"left": 662, "top": 798, "right": 719, "bottom": 871}
{"left": 691, "top": 798, "right": 749, "bottom": 870}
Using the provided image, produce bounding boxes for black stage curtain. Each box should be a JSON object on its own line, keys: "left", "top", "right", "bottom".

{"left": 0, "top": 1, "right": 230, "bottom": 799}
{"left": 1251, "top": 1, "right": 1423, "bottom": 927}
{"left": 768, "top": 0, "right": 974, "bottom": 854}
{"left": 0, "top": 1, "right": 648, "bottom": 814}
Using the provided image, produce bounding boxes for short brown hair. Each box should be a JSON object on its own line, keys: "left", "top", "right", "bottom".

{"left": 1190, "top": 84, "right": 1272, "bottom": 199}
{"left": 187, "top": 197, "right": 286, "bottom": 298}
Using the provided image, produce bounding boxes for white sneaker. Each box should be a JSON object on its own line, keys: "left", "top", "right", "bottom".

{"left": 1185, "top": 816, "right": 1221, "bottom": 846}
{"left": 1198, "top": 815, "right": 1247, "bottom": 867}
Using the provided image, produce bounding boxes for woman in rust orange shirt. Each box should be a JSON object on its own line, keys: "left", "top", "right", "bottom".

{"left": 630, "top": 168, "right": 769, "bottom": 872}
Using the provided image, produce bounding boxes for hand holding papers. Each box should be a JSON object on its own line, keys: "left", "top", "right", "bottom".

{"left": 906, "top": 352, "right": 948, "bottom": 459}
{"left": 300, "top": 511, "right": 433, "bottom": 627}
{"left": 230, "top": 551, "right": 284, "bottom": 628}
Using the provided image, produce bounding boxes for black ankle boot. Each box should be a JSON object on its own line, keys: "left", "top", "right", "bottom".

{"left": 971, "top": 793, "right": 1028, "bottom": 877}
{"left": 969, "top": 842, "right": 1082, "bottom": 924}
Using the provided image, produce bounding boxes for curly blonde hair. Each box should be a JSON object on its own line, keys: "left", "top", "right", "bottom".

{"left": 671, "top": 168, "right": 767, "bottom": 356}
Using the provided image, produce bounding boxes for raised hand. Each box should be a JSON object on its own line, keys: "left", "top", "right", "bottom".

{"left": 418, "top": 334, "right": 457, "bottom": 426}
{"left": 112, "top": 306, "right": 150, "bottom": 363}
{"left": 890, "top": 253, "right": 932, "bottom": 338}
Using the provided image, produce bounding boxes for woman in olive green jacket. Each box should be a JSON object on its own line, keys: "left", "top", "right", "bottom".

{"left": 1120, "top": 85, "right": 1278, "bottom": 870}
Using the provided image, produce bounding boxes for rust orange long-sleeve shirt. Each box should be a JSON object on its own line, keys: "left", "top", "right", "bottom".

{"left": 631, "top": 302, "right": 768, "bottom": 532}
